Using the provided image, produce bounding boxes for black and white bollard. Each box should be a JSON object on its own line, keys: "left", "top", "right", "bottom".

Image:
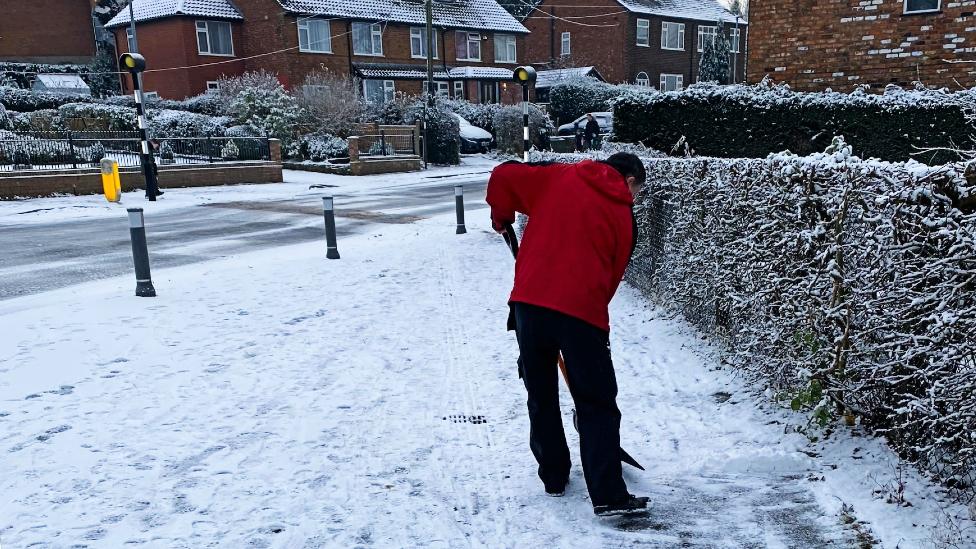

{"left": 455, "top": 185, "right": 467, "bottom": 235}
{"left": 322, "top": 196, "right": 340, "bottom": 259}
{"left": 127, "top": 208, "right": 156, "bottom": 297}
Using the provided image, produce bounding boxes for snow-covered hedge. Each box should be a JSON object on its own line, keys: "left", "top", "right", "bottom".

{"left": 613, "top": 81, "right": 976, "bottom": 165}
{"left": 148, "top": 109, "right": 230, "bottom": 137}
{"left": 492, "top": 104, "right": 551, "bottom": 155}
{"left": 533, "top": 143, "right": 976, "bottom": 497}
{"left": 291, "top": 133, "right": 349, "bottom": 161}
{"left": 440, "top": 98, "right": 501, "bottom": 134}
{"left": 548, "top": 77, "right": 653, "bottom": 125}
{"left": 405, "top": 104, "right": 460, "bottom": 165}
{"left": 0, "top": 88, "right": 95, "bottom": 112}
{"left": 57, "top": 103, "right": 137, "bottom": 131}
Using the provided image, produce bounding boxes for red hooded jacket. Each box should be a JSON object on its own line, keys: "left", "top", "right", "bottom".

{"left": 486, "top": 160, "right": 635, "bottom": 332}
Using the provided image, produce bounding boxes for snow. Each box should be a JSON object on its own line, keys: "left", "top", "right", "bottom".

{"left": 105, "top": 0, "right": 244, "bottom": 28}
{"left": 536, "top": 67, "right": 602, "bottom": 89}
{"left": 0, "top": 172, "right": 973, "bottom": 546}
{"left": 449, "top": 66, "right": 515, "bottom": 80}
{"left": 279, "top": 0, "right": 529, "bottom": 33}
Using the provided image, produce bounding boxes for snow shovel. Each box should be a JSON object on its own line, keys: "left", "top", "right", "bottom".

{"left": 501, "top": 223, "right": 645, "bottom": 472}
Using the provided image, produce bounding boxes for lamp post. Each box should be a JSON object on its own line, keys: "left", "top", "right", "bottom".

{"left": 119, "top": 53, "right": 159, "bottom": 201}
{"left": 512, "top": 66, "right": 537, "bottom": 162}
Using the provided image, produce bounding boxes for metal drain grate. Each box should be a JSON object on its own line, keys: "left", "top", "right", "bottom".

{"left": 443, "top": 414, "right": 488, "bottom": 425}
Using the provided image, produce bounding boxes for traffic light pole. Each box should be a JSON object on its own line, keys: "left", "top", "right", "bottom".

{"left": 121, "top": 53, "right": 159, "bottom": 201}
{"left": 512, "top": 66, "right": 537, "bottom": 163}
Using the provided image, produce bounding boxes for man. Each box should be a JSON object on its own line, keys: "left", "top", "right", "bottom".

{"left": 583, "top": 113, "right": 601, "bottom": 150}
{"left": 486, "top": 153, "right": 648, "bottom": 517}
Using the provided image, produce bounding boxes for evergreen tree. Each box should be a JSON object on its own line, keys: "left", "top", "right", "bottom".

{"left": 698, "top": 21, "right": 732, "bottom": 84}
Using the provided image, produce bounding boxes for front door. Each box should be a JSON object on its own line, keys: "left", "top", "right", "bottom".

{"left": 479, "top": 82, "right": 499, "bottom": 104}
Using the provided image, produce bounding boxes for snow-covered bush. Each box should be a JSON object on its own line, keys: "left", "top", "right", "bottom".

{"left": 220, "top": 139, "right": 240, "bottom": 160}
{"left": 23, "top": 109, "right": 64, "bottom": 131}
{"left": 293, "top": 133, "right": 349, "bottom": 161}
{"left": 0, "top": 87, "right": 94, "bottom": 112}
{"left": 148, "top": 109, "right": 229, "bottom": 137}
{"left": 88, "top": 141, "right": 105, "bottom": 163}
{"left": 224, "top": 124, "right": 261, "bottom": 138}
{"left": 0, "top": 103, "right": 9, "bottom": 131}
{"left": 613, "top": 81, "right": 976, "bottom": 164}
{"left": 538, "top": 143, "right": 976, "bottom": 498}
{"left": 159, "top": 140, "right": 175, "bottom": 163}
{"left": 403, "top": 103, "right": 459, "bottom": 165}
{"left": 698, "top": 21, "right": 731, "bottom": 84}
{"left": 492, "top": 104, "right": 552, "bottom": 155}
{"left": 57, "top": 102, "right": 136, "bottom": 131}
{"left": 224, "top": 73, "right": 302, "bottom": 144}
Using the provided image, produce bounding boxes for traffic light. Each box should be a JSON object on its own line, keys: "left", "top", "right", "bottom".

{"left": 119, "top": 52, "right": 147, "bottom": 73}
{"left": 513, "top": 66, "right": 537, "bottom": 86}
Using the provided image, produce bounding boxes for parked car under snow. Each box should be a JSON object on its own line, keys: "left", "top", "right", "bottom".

{"left": 453, "top": 114, "right": 494, "bottom": 154}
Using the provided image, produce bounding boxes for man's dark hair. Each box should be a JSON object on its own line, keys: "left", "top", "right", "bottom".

{"left": 601, "top": 152, "right": 646, "bottom": 186}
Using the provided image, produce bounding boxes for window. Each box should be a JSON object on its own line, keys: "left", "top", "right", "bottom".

{"left": 298, "top": 18, "right": 332, "bottom": 53}
{"left": 561, "top": 32, "right": 571, "bottom": 56}
{"left": 904, "top": 0, "right": 940, "bottom": 14}
{"left": 352, "top": 22, "right": 384, "bottom": 56}
{"left": 196, "top": 21, "right": 234, "bottom": 56}
{"left": 206, "top": 81, "right": 220, "bottom": 92}
{"left": 697, "top": 25, "right": 717, "bottom": 52}
{"left": 126, "top": 28, "right": 137, "bottom": 52}
{"left": 660, "top": 73, "right": 683, "bottom": 91}
{"left": 661, "top": 22, "right": 685, "bottom": 50}
{"left": 456, "top": 31, "right": 481, "bottom": 61}
{"left": 423, "top": 81, "right": 450, "bottom": 96}
{"left": 494, "top": 34, "right": 517, "bottom": 63}
{"left": 636, "top": 19, "right": 649, "bottom": 47}
{"left": 363, "top": 80, "right": 395, "bottom": 103}
{"left": 635, "top": 72, "right": 650, "bottom": 86}
{"left": 410, "top": 27, "right": 438, "bottom": 59}
{"left": 730, "top": 27, "right": 741, "bottom": 53}
{"left": 454, "top": 80, "right": 464, "bottom": 99}
{"left": 144, "top": 91, "right": 159, "bottom": 100}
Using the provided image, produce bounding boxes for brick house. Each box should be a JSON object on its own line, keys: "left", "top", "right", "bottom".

{"left": 748, "top": 0, "right": 976, "bottom": 91}
{"left": 106, "top": 0, "right": 529, "bottom": 102}
{"left": 1, "top": 0, "right": 98, "bottom": 64}
{"left": 523, "top": 0, "right": 746, "bottom": 90}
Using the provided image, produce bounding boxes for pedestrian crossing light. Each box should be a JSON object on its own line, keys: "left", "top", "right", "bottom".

{"left": 513, "top": 66, "right": 537, "bottom": 86}
{"left": 119, "top": 53, "right": 146, "bottom": 73}
{"left": 101, "top": 158, "right": 122, "bottom": 203}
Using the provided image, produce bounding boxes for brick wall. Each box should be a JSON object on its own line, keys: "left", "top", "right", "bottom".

{"left": 524, "top": 0, "right": 747, "bottom": 87}
{"left": 748, "top": 0, "right": 976, "bottom": 91}
{"left": 114, "top": 18, "right": 246, "bottom": 98}
{"left": 2, "top": 0, "right": 96, "bottom": 63}
{"left": 0, "top": 162, "right": 282, "bottom": 199}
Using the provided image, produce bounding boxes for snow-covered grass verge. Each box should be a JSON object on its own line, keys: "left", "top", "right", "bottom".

{"left": 0, "top": 208, "right": 972, "bottom": 547}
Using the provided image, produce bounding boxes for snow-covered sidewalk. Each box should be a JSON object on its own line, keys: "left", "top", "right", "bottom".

{"left": 0, "top": 212, "right": 971, "bottom": 548}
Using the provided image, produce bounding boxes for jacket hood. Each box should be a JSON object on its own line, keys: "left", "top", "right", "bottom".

{"left": 576, "top": 160, "right": 633, "bottom": 205}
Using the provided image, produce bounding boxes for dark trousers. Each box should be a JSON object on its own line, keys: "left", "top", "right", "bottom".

{"left": 514, "top": 303, "right": 628, "bottom": 506}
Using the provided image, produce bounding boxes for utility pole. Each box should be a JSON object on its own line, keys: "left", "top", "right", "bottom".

{"left": 733, "top": 15, "right": 740, "bottom": 84}
{"left": 424, "top": 0, "right": 434, "bottom": 169}
{"left": 127, "top": 0, "right": 144, "bottom": 93}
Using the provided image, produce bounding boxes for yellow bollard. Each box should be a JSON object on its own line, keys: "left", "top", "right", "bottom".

{"left": 100, "top": 158, "right": 121, "bottom": 203}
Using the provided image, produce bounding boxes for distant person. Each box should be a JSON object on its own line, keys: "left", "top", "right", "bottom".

{"left": 486, "top": 153, "right": 649, "bottom": 517}
{"left": 583, "top": 113, "right": 601, "bottom": 151}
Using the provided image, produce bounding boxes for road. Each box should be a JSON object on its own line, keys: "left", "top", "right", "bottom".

{"left": 0, "top": 169, "right": 490, "bottom": 300}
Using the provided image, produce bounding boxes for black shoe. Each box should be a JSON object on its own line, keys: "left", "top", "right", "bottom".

{"left": 593, "top": 494, "right": 650, "bottom": 517}
{"left": 545, "top": 480, "right": 568, "bottom": 497}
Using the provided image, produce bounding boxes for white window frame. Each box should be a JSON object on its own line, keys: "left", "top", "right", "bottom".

{"left": 206, "top": 81, "right": 220, "bottom": 92}
{"left": 730, "top": 27, "right": 741, "bottom": 53}
{"left": 660, "top": 73, "right": 683, "bottom": 91}
{"left": 454, "top": 80, "right": 464, "bottom": 99}
{"left": 424, "top": 81, "right": 450, "bottom": 96}
{"left": 494, "top": 34, "right": 517, "bottom": 64}
{"left": 298, "top": 18, "right": 333, "bottom": 53}
{"left": 697, "top": 25, "right": 717, "bottom": 52}
{"left": 636, "top": 19, "right": 650, "bottom": 47}
{"left": 410, "top": 27, "right": 438, "bottom": 59}
{"left": 352, "top": 22, "right": 384, "bottom": 56}
{"left": 195, "top": 20, "right": 234, "bottom": 56}
{"left": 363, "top": 79, "right": 395, "bottom": 103}
{"left": 661, "top": 22, "right": 685, "bottom": 51}
{"left": 144, "top": 91, "right": 160, "bottom": 100}
{"left": 561, "top": 32, "right": 571, "bottom": 56}
{"left": 903, "top": 0, "right": 941, "bottom": 14}
{"left": 635, "top": 72, "right": 650, "bottom": 86}
{"left": 456, "top": 31, "right": 482, "bottom": 61}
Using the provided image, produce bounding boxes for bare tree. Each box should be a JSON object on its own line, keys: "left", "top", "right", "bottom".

{"left": 294, "top": 69, "right": 363, "bottom": 137}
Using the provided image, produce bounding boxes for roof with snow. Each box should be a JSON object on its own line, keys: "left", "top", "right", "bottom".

{"left": 33, "top": 74, "right": 91, "bottom": 90}
{"left": 536, "top": 66, "right": 604, "bottom": 88}
{"left": 449, "top": 66, "right": 513, "bottom": 79}
{"left": 614, "top": 0, "right": 746, "bottom": 24}
{"left": 106, "top": 0, "right": 244, "bottom": 28}
{"left": 278, "top": 0, "right": 528, "bottom": 33}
